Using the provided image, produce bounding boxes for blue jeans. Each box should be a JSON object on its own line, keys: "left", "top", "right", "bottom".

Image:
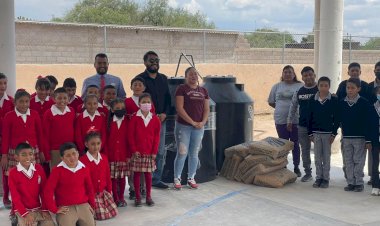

{"left": 173, "top": 122, "right": 205, "bottom": 179}
{"left": 152, "top": 121, "right": 167, "bottom": 185}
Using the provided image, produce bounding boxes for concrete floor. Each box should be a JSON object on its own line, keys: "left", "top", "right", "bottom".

{"left": 1, "top": 115, "right": 379, "bottom": 226}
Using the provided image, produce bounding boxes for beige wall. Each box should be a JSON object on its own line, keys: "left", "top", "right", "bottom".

{"left": 15, "top": 63, "right": 377, "bottom": 114}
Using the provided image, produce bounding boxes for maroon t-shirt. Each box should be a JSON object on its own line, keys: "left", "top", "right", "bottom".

{"left": 175, "top": 84, "right": 209, "bottom": 126}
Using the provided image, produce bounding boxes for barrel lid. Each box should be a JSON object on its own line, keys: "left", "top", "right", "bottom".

{"left": 203, "top": 75, "right": 236, "bottom": 83}
{"left": 168, "top": 76, "right": 186, "bottom": 84}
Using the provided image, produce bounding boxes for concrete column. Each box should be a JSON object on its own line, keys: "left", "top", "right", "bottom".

{"left": 0, "top": 0, "right": 17, "bottom": 95}
{"left": 314, "top": 0, "right": 320, "bottom": 75}
{"left": 318, "top": 0, "right": 344, "bottom": 92}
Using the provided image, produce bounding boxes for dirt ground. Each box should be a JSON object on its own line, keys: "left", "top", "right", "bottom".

{"left": 15, "top": 63, "right": 377, "bottom": 114}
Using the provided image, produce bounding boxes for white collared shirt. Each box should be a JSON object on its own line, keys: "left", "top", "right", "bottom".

{"left": 0, "top": 94, "right": 9, "bottom": 108}
{"left": 68, "top": 95, "right": 78, "bottom": 104}
{"left": 51, "top": 105, "right": 71, "bottom": 116}
{"left": 17, "top": 162, "right": 36, "bottom": 179}
{"left": 136, "top": 109, "right": 152, "bottom": 127}
{"left": 131, "top": 95, "right": 139, "bottom": 107}
{"left": 35, "top": 95, "right": 49, "bottom": 103}
{"left": 83, "top": 109, "right": 100, "bottom": 122}
{"left": 113, "top": 115, "right": 125, "bottom": 129}
{"left": 15, "top": 108, "right": 31, "bottom": 123}
{"left": 86, "top": 151, "right": 102, "bottom": 165}
{"left": 102, "top": 101, "right": 110, "bottom": 110}
{"left": 57, "top": 160, "right": 85, "bottom": 173}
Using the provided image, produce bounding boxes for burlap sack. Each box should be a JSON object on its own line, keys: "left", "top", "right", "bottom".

{"left": 248, "top": 137, "right": 294, "bottom": 159}
{"left": 226, "top": 154, "right": 243, "bottom": 180}
{"left": 224, "top": 141, "right": 255, "bottom": 158}
{"left": 252, "top": 160, "right": 288, "bottom": 176}
{"left": 234, "top": 155, "right": 272, "bottom": 182}
{"left": 253, "top": 168, "right": 297, "bottom": 188}
{"left": 261, "top": 156, "right": 288, "bottom": 167}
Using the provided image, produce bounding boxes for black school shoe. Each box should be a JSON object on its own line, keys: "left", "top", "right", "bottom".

{"left": 146, "top": 198, "right": 155, "bottom": 207}
{"left": 344, "top": 184, "right": 355, "bottom": 191}
{"left": 320, "top": 180, "right": 329, "bottom": 188}
{"left": 152, "top": 181, "right": 169, "bottom": 189}
{"left": 354, "top": 184, "right": 364, "bottom": 192}
{"left": 135, "top": 199, "right": 142, "bottom": 207}
{"left": 313, "top": 179, "right": 322, "bottom": 188}
{"left": 294, "top": 167, "right": 302, "bottom": 177}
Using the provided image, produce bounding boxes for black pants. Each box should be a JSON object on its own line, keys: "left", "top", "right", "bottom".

{"left": 371, "top": 146, "right": 380, "bottom": 188}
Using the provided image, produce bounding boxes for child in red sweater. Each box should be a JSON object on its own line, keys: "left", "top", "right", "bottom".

{"left": 30, "top": 78, "right": 54, "bottom": 119}
{"left": 77, "top": 85, "right": 108, "bottom": 116}
{"left": 1, "top": 89, "right": 45, "bottom": 208}
{"left": 45, "top": 75, "right": 58, "bottom": 95}
{"left": 0, "top": 73, "right": 15, "bottom": 209}
{"left": 43, "top": 87, "right": 76, "bottom": 168}
{"left": 64, "top": 77, "right": 83, "bottom": 114}
{"left": 9, "top": 142, "right": 54, "bottom": 226}
{"left": 106, "top": 98, "right": 129, "bottom": 207}
{"left": 102, "top": 85, "right": 117, "bottom": 111}
{"left": 128, "top": 93, "right": 161, "bottom": 207}
{"left": 75, "top": 94, "right": 107, "bottom": 154}
{"left": 80, "top": 131, "right": 117, "bottom": 220}
{"left": 44, "top": 142, "right": 95, "bottom": 226}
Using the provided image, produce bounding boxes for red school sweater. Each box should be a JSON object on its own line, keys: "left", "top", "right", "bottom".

{"left": 125, "top": 97, "right": 156, "bottom": 119}
{"left": 1, "top": 110, "right": 44, "bottom": 154}
{"left": 44, "top": 164, "right": 95, "bottom": 213}
{"left": 43, "top": 106, "right": 76, "bottom": 160}
{"left": 30, "top": 96, "right": 54, "bottom": 119}
{"left": 128, "top": 113, "right": 161, "bottom": 155}
{"left": 80, "top": 153, "right": 112, "bottom": 194}
{"left": 75, "top": 111, "right": 107, "bottom": 153}
{"left": 0, "top": 95, "right": 14, "bottom": 153}
{"left": 8, "top": 164, "right": 48, "bottom": 217}
{"left": 68, "top": 95, "right": 83, "bottom": 114}
{"left": 76, "top": 103, "right": 108, "bottom": 116}
{"left": 106, "top": 117, "right": 130, "bottom": 161}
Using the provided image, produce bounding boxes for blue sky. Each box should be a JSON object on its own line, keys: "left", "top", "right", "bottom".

{"left": 15, "top": 0, "right": 380, "bottom": 37}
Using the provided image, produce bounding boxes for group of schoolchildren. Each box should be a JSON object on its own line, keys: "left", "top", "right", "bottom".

{"left": 0, "top": 73, "right": 160, "bottom": 226}
{"left": 287, "top": 61, "right": 380, "bottom": 195}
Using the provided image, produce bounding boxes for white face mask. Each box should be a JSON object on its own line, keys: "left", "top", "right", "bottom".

{"left": 140, "top": 103, "right": 152, "bottom": 112}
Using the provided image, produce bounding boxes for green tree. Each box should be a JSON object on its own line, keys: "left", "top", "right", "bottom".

{"left": 52, "top": 0, "right": 215, "bottom": 29}
{"left": 244, "top": 28, "right": 296, "bottom": 48}
{"left": 361, "top": 37, "right": 380, "bottom": 50}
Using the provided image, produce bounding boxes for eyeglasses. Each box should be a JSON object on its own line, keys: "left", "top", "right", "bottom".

{"left": 148, "top": 58, "right": 160, "bottom": 64}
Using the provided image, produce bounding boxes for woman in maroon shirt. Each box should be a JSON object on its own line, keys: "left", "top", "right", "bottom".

{"left": 173, "top": 67, "right": 210, "bottom": 189}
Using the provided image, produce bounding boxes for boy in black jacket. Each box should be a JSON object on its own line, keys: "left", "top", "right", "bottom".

{"left": 307, "top": 77, "right": 339, "bottom": 188}
{"left": 338, "top": 77, "right": 372, "bottom": 192}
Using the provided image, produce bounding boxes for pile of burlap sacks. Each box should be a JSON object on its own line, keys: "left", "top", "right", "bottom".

{"left": 220, "top": 137, "right": 297, "bottom": 188}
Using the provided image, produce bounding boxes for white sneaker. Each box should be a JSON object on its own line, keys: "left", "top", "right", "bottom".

{"left": 371, "top": 188, "right": 379, "bottom": 196}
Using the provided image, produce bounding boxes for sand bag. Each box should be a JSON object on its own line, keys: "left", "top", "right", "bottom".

{"left": 220, "top": 156, "right": 232, "bottom": 177}
{"left": 249, "top": 137, "right": 294, "bottom": 159}
{"left": 241, "top": 165, "right": 258, "bottom": 184}
{"left": 226, "top": 154, "right": 243, "bottom": 180}
{"left": 261, "top": 156, "right": 288, "bottom": 167}
{"left": 224, "top": 141, "right": 255, "bottom": 158}
{"left": 234, "top": 155, "right": 273, "bottom": 181}
{"left": 252, "top": 160, "right": 288, "bottom": 176}
{"left": 253, "top": 168, "right": 297, "bottom": 188}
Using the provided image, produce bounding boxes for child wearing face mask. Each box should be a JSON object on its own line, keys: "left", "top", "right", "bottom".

{"left": 106, "top": 98, "right": 129, "bottom": 207}
{"left": 128, "top": 93, "right": 161, "bottom": 207}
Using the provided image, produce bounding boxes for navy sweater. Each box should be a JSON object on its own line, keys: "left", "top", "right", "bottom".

{"left": 337, "top": 97, "right": 371, "bottom": 141}
{"left": 307, "top": 95, "right": 339, "bottom": 136}
{"left": 336, "top": 80, "right": 370, "bottom": 101}
{"left": 288, "top": 85, "right": 319, "bottom": 127}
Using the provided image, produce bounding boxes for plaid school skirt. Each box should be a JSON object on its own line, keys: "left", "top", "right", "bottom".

{"left": 94, "top": 190, "right": 118, "bottom": 220}
{"left": 129, "top": 155, "right": 156, "bottom": 173}
{"left": 110, "top": 161, "right": 129, "bottom": 179}
{"left": 7, "top": 148, "right": 40, "bottom": 171}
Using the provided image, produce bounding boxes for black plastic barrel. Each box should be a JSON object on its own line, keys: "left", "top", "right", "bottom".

{"left": 201, "top": 75, "right": 253, "bottom": 171}
{"left": 162, "top": 77, "right": 217, "bottom": 184}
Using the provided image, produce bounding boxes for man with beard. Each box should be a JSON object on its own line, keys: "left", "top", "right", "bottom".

{"left": 135, "top": 51, "right": 171, "bottom": 189}
{"left": 81, "top": 53, "right": 126, "bottom": 99}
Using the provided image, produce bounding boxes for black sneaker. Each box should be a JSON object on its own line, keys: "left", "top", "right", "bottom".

{"left": 354, "top": 184, "right": 364, "bottom": 192}
{"left": 135, "top": 199, "right": 142, "bottom": 207}
{"left": 129, "top": 190, "right": 136, "bottom": 200}
{"left": 344, "top": 184, "right": 355, "bottom": 191}
{"left": 294, "top": 167, "right": 302, "bottom": 177}
{"left": 320, "top": 180, "right": 329, "bottom": 188}
{"left": 313, "top": 179, "right": 322, "bottom": 188}
{"left": 301, "top": 174, "right": 313, "bottom": 182}
{"left": 152, "top": 181, "right": 169, "bottom": 189}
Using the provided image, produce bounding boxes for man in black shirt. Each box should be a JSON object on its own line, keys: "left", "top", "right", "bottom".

{"left": 136, "top": 51, "right": 171, "bottom": 189}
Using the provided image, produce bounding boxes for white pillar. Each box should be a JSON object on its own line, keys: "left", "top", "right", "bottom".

{"left": 0, "top": 0, "right": 16, "bottom": 95}
{"left": 314, "top": 0, "right": 320, "bottom": 75}
{"left": 318, "top": 0, "right": 344, "bottom": 92}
